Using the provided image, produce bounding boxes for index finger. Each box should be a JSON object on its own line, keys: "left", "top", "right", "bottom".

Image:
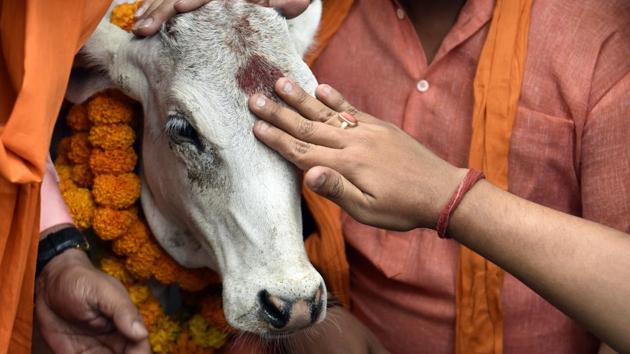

{"left": 275, "top": 78, "right": 346, "bottom": 125}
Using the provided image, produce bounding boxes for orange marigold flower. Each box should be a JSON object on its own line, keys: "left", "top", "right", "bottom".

{"left": 59, "top": 179, "right": 78, "bottom": 193}
{"left": 100, "top": 256, "right": 135, "bottom": 286}
{"left": 200, "top": 296, "right": 231, "bottom": 333}
{"left": 68, "top": 133, "right": 91, "bottom": 164}
{"left": 139, "top": 296, "right": 165, "bottom": 329}
{"left": 87, "top": 90, "right": 136, "bottom": 125}
{"left": 66, "top": 104, "right": 91, "bottom": 132}
{"left": 90, "top": 147, "right": 137, "bottom": 175}
{"left": 55, "top": 164, "right": 73, "bottom": 182}
{"left": 112, "top": 219, "right": 150, "bottom": 256}
{"left": 61, "top": 188, "right": 94, "bottom": 229}
{"left": 153, "top": 252, "right": 181, "bottom": 285}
{"left": 127, "top": 284, "right": 151, "bottom": 306}
{"left": 126, "top": 241, "right": 161, "bottom": 279}
{"left": 177, "top": 268, "right": 216, "bottom": 292}
{"left": 93, "top": 208, "right": 137, "bottom": 241}
{"left": 89, "top": 124, "right": 135, "bottom": 151}
{"left": 111, "top": 1, "right": 141, "bottom": 32}
{"left": 71, "top": 164, "right": 93, "bottom": 187}
{"left": 55, "top": 137, "right": 72, "bottom": 165}
{"left": 93, "top": 173, "right": 141, "bottom": 209}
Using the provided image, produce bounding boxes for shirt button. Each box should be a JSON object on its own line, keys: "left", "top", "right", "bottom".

{"left": 396, "top": 8, "right": 406, "bottom": 20}
{"left": 416, "top": 80, "right": 430, "bottom": 93}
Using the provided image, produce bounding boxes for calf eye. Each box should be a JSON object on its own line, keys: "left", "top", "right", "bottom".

{"left": 165, "top": 112, "right": 204, "bottom": 151}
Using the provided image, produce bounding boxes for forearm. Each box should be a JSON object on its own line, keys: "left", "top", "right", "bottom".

{"left": 448, "top": 181, "right": 630, "bottom": 352}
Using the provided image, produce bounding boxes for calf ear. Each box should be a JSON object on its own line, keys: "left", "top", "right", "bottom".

{"left": 66, "top": 21, "right": 141, "bottom": 103}
{"left": 286, "top": 0, "right": 322, "bottom": 58}
{"left": 66, "top": 66, "right": 115, "bottom": 104}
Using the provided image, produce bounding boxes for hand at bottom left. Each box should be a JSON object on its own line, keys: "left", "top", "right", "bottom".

{"left": 36, "top": 249, "right": 150, "bottom": 354}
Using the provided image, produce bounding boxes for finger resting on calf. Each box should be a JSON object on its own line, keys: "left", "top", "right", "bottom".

{"left": 249, "top": 94, "right": 346, "bottom": 148}
{"left": 275, "top": 78, "right": 341, "bottom": 124}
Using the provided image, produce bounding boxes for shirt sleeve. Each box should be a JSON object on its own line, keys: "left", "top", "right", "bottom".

{"left": 39, "top": 156, "right": 74, "bottom": 235}
{"left": 580, "top": 28, "right": 630, "bottom": 231}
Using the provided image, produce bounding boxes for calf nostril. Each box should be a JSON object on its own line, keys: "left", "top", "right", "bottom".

{"left": 309, "top": 283, "right": 325, "bottom": 324}
{"left": 258, "top": 290, "right": 290, "bottom": 329}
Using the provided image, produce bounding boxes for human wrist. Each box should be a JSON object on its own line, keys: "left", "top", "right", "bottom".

{"left": 36, "top": 227, "right": 91, "bottom": 279}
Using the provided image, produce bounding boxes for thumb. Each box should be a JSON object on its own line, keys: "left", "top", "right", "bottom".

{"left": 97, "top": 281, "right": 148, "bottom": 342}
{"left": 305, "top": 166, "right": 368, "bottom": 214}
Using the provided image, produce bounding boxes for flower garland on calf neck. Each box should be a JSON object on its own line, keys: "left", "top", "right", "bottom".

{"left": 54, "top": 4, "right": 233, "bottom": 352}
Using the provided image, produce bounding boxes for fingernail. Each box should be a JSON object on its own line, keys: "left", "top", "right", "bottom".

{"left": 256, "top": 96, "right": 267, "bottom": 108}
{"left": 313, "top": 174, "right": 326, "bottom": 190}
{"left": 256, "top": 121, "right": 270, "bottom": 131}
{"left": 319, "top": 85, "right": 332, "bottom": 98}
{"left": 134, "top": 17, "right": 154, "bottom": 30}
{"left": 134, "top": 4, "right": 148, "bottom": 18}
{"left": 282, "top": 80, "right": 294, "bottom": 94}
{"left": 132, "top": 321, "right": 148, "bottom": 338}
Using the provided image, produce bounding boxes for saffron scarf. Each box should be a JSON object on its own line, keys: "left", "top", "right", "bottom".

{"left": 307, "top": 0, "right": 534, "bottom": 353}
{"left": 0, "top": 1, "right": 111, "bottom": 353}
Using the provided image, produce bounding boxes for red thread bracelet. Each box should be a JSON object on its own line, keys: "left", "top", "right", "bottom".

{"left": 436, "top": 169, "right": 485, "bottom": 239}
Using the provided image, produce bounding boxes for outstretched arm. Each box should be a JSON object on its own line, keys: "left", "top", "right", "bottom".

{"left": 248, "top": 78, "right": 630, "bottom": 353}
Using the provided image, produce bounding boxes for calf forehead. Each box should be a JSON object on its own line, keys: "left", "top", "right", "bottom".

{"left": 163, "top": 1, "right": 294, "bottom": 82}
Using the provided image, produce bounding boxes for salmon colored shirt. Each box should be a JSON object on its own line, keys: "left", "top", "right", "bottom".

{"left": 312, "top": 0, "right": 630, "bottom": 353}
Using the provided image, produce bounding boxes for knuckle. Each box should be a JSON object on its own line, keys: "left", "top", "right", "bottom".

{"left": 294, "top": 88, "right": 309, "bottom": 105}
{"left": 318, "top": 107, "right": 338, "bottom": 123}
{"left": 296, "top": 119, "right": 316, "bottom": 138}
{"left": 294, "top": 139, "right": 311, "bottom": 155}
{"left": 327, "top": 176, "right": 345, "bottom": 200}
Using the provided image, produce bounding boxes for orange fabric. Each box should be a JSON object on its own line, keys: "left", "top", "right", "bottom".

{"left": 0, "top": 0, "right": 110, "bottom": 353}
{"left": 302, "top": 0, "right": 355, "bottom": 308}
{"left": 304, "top": 0, "right": 355, "bottom": 66}
{"left": 457, "top": 1, "right": 533, "bottom": 353}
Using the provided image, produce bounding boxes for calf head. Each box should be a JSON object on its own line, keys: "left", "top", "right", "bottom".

{"left": 68, "top": 0, "right": 326, "bottom": 335}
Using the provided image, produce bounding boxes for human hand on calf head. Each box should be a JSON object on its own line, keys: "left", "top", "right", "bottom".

{"left": 133, "top": 0, "right": 310, "bottom": 36}
{"left": 249, "top": 78, "right": 468, "bottom": 232}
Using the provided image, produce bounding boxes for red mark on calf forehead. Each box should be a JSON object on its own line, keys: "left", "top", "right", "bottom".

{"left": 236, "top": 55, "right": 284, "bottom": 99}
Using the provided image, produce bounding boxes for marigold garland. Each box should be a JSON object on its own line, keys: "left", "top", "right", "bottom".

{"left": 90, "top": 147, "right": 137, "bottom": 175}
{"left": 89, "top": 124, "right": 136, "bottom": 150}
{"left": 52, "top": 4, "right": 233, "bottom": 352}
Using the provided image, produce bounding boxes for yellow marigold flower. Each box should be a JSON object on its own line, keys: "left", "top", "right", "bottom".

{"left": 112, "top": 219, "right": 150, "bottom": 256}
{"left": 93, "top": 173, "right": 141, "bottom": 209}
{"left": 127, "top": 284, "right": 151, "bottom": 306}
{"left": 66, "top": 104, "right": 91, "bottom": 132}
{"left": 87, "top": 90, "right": 136, "bottom": 125}
{"left": 93, "top": 208, "right": 137, "bottom": 241}
{"left": 61, "top": 188, "right": 94, "bottom": 229}
{"left": 100, "top": 257, "right": 134, "bottom": 286}
{"left": 149, "top": 317, "right": 181, "bottom": 353}
{"left": 200, "top": 296, "right": 231, "bottom": 333}
{"left": 55, "top": 164, "right": 73, "bottom": 182}
{"left": 188, "top": 315, "right": 226, "bottom": 349}
{"left": 139, "top": 296, "right": 165, "bottom": 329}
{"left": 175, "top": 331, "right": 216, "bottom": 354}
{"left": 68, "top": 133, "right": 91, "bottom": 164}
{"left": 71, "top": 164, "right": 93, "bottom": 188}
{"left": 55, "top": 137, "right": 72, "bottom": 165}
{"left": 111, "top": 1, "right": 142, "bottom": 32}
{"left": 153, "top": 252, "right": 181, "bottom": 285}
{"left": 126, "top": 241, "right": 161, "bottom": 279}
{"left": 89, "top": 124, "right": 135, "bottom": 151}
{"left": 90, "top": 147, "right": 137, "bottom": 175}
